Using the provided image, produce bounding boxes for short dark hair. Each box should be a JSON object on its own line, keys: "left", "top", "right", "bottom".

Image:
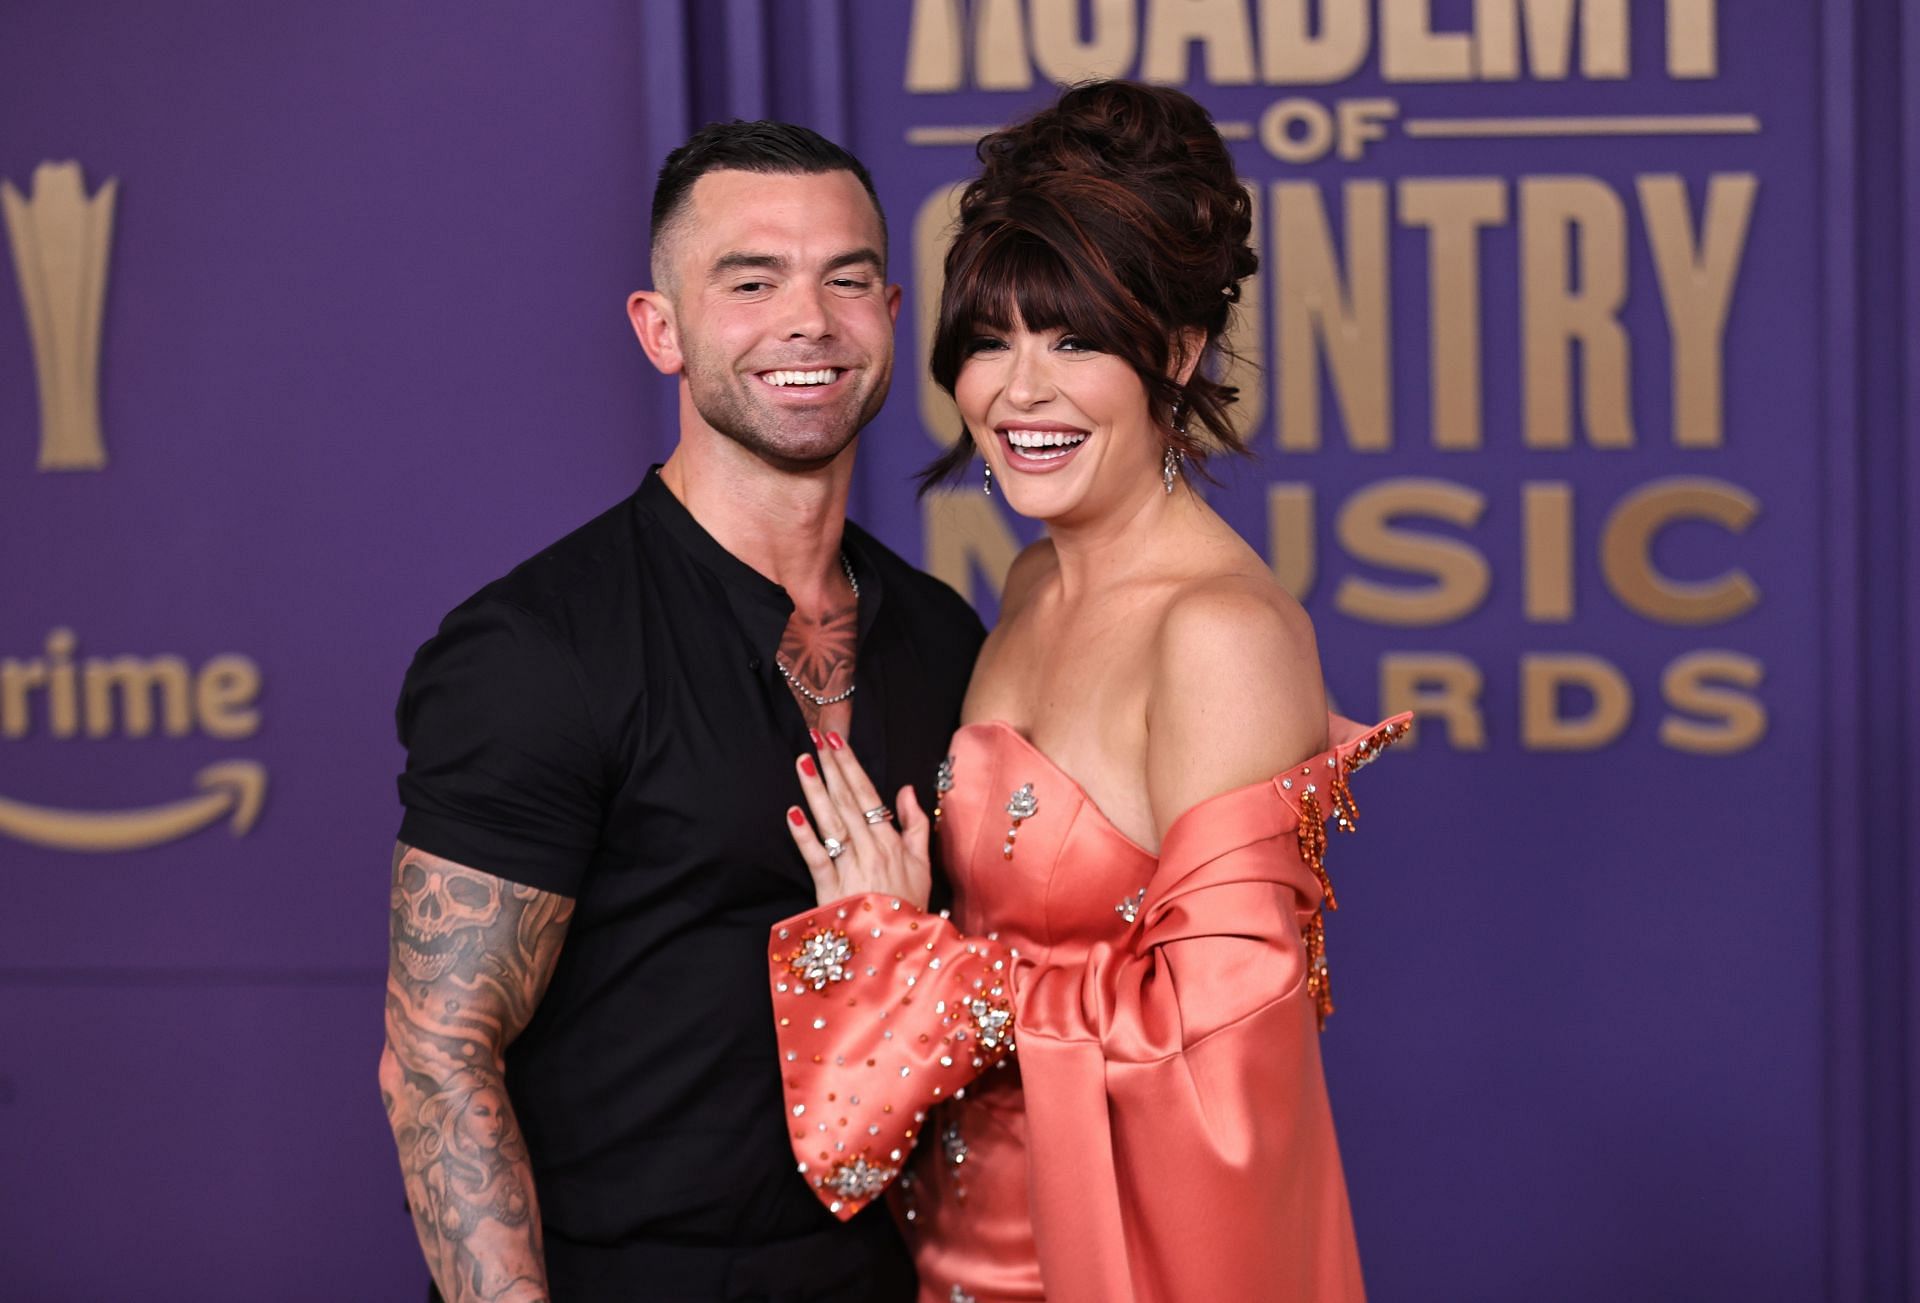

{"left": 921, "top": 81, "right": 1258, "bottom": 492}
{"left": 649, "top": 120, "right": 886, "bottom": 278}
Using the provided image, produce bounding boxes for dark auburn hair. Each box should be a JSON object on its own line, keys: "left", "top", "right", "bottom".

{"left": 921, "top": 80, "right": 1258, "bottom": 491}
{"left": 650, "top": 120, "right": 885, "bottom": 269}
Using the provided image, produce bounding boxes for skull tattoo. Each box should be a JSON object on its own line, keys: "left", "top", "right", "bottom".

{"left": 393, "top": 862, "right": 502, "bottom": 985}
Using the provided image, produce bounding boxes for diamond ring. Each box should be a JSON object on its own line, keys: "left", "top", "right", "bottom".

{"left": 863, "top": 806, "right": 893, "bottom": 825}
{"left": 823, "top": 837, "right": 846, "bottom": 860}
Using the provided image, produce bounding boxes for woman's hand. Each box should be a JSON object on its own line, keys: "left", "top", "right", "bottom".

{"left": 784, "top": 730, "right": 932, "bottom": 911}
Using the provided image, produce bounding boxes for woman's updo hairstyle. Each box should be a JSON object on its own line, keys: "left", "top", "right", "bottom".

{"left": 922, "top": 80, "right": 1259, "bottom": 490}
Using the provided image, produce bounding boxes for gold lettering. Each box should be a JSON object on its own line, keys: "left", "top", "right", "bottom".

{"left": 906, "top": 0, "right": 965, "bottom": 91}
{"left": 45, "top": 627, "right": 79, "bottom": 738}
{"left": 1399, "top": 178, "right": 1506, "bottom": 449}
{"left": 1661, "top": 650, "right": 1765, "bottom": 753}
{"left": 83, "top": 656, "right": 193, "bottom": 738}
{"left": 1141, "top": 0, "right": 1256, "bottom": 85}
{"left": 1474, "top": 0, "right": 1520, "bottom": 77}
{"left": 1, "top": 634, "right": 265, "bottom": 743}
{"left": 1, "top": 659, "right": 47, "bottom": 739}
{"left": 977, "top": 0, "right": 1036, "bottom": 88}
{"left": 1522, "top": 177, "right": 1634, "bottom": 448}
{"left": 1031, "top": 0, "right": 1137, "bottom": 82}
{"left": 915, "top": 181, "right": 969, "bottom": 448}
{"left": 1522, "top": 481, "right": 1576, "bottom": 622}
{"left": 196, "top": 656, "right": 263, "bottom": 740}
{"left": 1639, "top": 173, "right": 1757, "bottom": 448}
{"left": 905, "top": 0, "right": 1033, "bottom": 92}
{"left": 1259, "top": 0, "right": 1370, "bottom": 83}
{"left": 1267, "top": 483, "right": 1315, "bottom": 600}
{"left": 1600, "top": 477, "right": 1759, "bottom": 624}
{"left": 1666, "top": 0, "right": 1719, "bottom": 77}
{"left": 924, "top": 491, "right": 1021, "bottom": 606}
{"left": 1336, "top": 98, "right": 1399, "bottom": 160}
{"left": 1276, "top": 181, "right": 1391, "bottom": 451}
{"left": 1381, "top": 0, "right": 1474, "bottom": 81}
{"left": 1334, "top": 478, "right": 1490, "bottom": 626}
{"left": 1380, "top": 653, "right": 1486, "bottom": 749}
{"left": 1474, "top": 0, "right": 1629, "bottom": 80}
{"left": 1521, "top": 652, "right": 1632, "bottom": 750}
{"left": 1261, "top": 98, "right": 1336, "bottom": 163}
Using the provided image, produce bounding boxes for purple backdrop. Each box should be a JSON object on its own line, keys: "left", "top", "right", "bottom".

{"left": 0, "top": 3, "right": 1912, "bottom": 1300}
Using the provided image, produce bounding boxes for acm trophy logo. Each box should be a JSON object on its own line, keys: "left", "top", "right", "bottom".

{"left": 2, "top": 160, "right": 268, "bottom": 852}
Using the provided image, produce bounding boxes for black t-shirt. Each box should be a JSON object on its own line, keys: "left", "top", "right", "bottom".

{"left": 395, "top": 469, "right": 983, "bottom": 1283}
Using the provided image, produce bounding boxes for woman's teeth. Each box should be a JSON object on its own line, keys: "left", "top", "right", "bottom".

{"left": 761, "top": 369, "right": 840, "bottom": 387}
{"left": 1005, "top": 429, "right": 1089, "bottom": 461}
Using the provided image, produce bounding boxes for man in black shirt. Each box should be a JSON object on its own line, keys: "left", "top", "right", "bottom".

{"left": 381, "top": 122, "right": 983, "bottom": 1303}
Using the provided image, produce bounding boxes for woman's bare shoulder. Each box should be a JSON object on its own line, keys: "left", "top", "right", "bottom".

{"left": 1144, "top": 570, "right": 1328, "bottom": 835}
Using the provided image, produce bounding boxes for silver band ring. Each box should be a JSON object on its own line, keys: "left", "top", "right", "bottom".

{"left": 822, "top": 836, "right": 846, "bottom": 860}
{"left": 863, "top": 806, "right": 893, "bottom": 825}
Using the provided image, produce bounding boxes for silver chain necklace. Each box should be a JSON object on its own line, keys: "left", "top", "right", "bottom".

{"left": 774, "top": 553, "right": 859, "bottom": 707}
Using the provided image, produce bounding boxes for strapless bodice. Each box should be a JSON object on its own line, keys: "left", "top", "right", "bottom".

{"left": 934, "top": 721, "right": 1158, "bottom": 969}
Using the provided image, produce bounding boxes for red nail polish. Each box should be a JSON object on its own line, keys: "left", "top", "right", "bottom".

{"left": 828, "top": 732, "right": 845, "bottom": 750}
{"left": 799, "top": 755, "right": 817, "bottom": 778}
{"left": 787, "top": 807, "right": 806, "bottom": 827}
{"left": 809, "top": 728, "right": 823, "bottom": 747}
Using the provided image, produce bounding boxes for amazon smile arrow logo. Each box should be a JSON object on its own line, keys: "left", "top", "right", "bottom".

{"left": 0, "top": 760, "right": 267, "bottom": 853}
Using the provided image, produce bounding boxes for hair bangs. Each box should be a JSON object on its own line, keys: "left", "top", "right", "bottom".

{"left": 948, "top": 222, "right": 1104, "bottom": 343}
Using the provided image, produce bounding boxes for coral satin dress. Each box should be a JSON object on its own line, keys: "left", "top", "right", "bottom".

{"left": 768, "top": 713, "right": 1409, "bottom": 1303}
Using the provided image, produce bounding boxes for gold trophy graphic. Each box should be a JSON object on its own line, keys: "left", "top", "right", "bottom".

{"left": 3, "top": 160, "right": 116, "bottom": 471}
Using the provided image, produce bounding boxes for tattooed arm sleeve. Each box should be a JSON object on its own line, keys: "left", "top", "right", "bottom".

{"left": 379, "top": 843, "right": 575, "bottom": 1303}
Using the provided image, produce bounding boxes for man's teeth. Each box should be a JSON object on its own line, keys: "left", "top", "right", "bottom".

{"left": 1005, "top": 429, "right": 1089, "bottom": 450}
{"left": 761, "top": 369, "right": 841, "bottom": 387}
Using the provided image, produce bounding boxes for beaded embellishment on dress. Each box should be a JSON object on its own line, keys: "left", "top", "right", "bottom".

{"left": 1294, "top": 716, "right": 1411, "bottom": 1028}
{"left": 933, "top": 755, "right": 956, "bottom": 824}
{"left": 1001, "top": 782, "right": 1037, "bottom": 858}
{"left": 784, "top": 927, "right": 855, "bottom": 991}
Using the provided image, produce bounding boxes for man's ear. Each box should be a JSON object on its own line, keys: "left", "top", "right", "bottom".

{"left": 1170, "top": 327, "right": 1207, "bottom": 386}
{"left": 628, "top": 290, "right": 684, "bottom": 376}
{"left": 885, "top": 281, "right": 904, "bottom": 326}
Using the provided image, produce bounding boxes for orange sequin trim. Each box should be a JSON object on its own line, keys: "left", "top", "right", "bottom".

{"left": 1294, "top": 718, "right": 1409, "bottom": 1031}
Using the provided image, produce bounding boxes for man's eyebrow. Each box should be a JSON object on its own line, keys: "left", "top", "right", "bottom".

{"left": 709, "top": 252, "right": 787, "bottom": 279}
{"left": 823, "top": 248, "right": 884, "bottom": 274}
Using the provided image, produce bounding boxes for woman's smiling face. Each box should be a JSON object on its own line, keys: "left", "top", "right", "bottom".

{"left": 954, "top": 315, "right": 1163, "bottom": 527}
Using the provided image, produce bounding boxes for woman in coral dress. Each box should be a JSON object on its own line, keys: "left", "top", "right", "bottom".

{"left": 768, "top": 82, "right": 1407, "bottom": 1303}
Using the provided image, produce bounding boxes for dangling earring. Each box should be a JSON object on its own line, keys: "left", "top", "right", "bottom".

{"left": 983, "top": 461, "right": 993, "bottom": 496}
{"left": 1164, "top": 397, "right": 1189, "bottom": 494}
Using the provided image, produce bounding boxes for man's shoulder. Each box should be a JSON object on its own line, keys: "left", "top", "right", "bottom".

{"left": 448, "top": 490, "right": 646, "bottom": 637}
{"left": 849, "top": 520, "right": 985, "bottom": 643}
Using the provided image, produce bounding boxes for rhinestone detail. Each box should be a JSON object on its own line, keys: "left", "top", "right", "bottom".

{"left": 968, "top": 989, "right": 1015, "bottom": 1057}
{"left": 942, "top": 1118, "right": 968, "bottom": 1167}
{"left": 1005, "top": 783, "right": 1038, "bottom": 820}
{"left": 1001, "top": 782, "right": 1038, "bottom": 859}
{"left": 933, "top": 754, "right": 956, "bottom": 823}
{"left": 1114, "top": 887, "right": 1147, "bottom": 925}
{"left": 785, "top": 927, "right": 856, "bottom": 991}
{"left": 823, "top": 1154, "right": 897, "bottom": 1203}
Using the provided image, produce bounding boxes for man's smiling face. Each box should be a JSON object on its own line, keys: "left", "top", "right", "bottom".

{"left": 658, "top": 168, "right": 900, "bottom": 470}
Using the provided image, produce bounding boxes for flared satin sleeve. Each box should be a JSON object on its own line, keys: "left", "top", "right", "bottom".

{"left": 1014, "top": 712, "right": 1408, "bottom": 1303}
{"left": 767, "top": 897, "right": 1018, "bottom": 1219}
